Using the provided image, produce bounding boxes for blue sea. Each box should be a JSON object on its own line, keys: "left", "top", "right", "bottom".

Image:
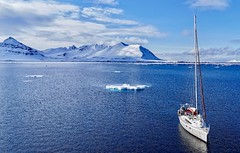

{"left": 0, "top": 62, "right": 239, "bottom": 152}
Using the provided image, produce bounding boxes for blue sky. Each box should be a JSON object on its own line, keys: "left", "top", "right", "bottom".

{"left": 0, "top": 0, "right": 239, "bottom": 61}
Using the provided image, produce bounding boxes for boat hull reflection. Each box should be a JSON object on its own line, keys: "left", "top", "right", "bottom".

{"left": 178, "top": 124, "right": 208, "bottom": 153}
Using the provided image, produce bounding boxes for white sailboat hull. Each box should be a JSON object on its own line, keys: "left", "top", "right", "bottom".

{"left": 178, "top": 115, "right": 209, "bottom": 142}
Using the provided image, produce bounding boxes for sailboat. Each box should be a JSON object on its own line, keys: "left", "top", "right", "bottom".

{"left": 177, "top": 15, "right": 210, "bottom": 142}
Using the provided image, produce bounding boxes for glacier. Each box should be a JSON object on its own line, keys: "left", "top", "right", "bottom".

{"left": 0, "top": 37, "right": 160, "bottom": 62}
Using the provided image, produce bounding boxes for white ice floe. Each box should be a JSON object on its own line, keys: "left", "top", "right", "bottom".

{"left": 113, "top": 70, "right": 122, "bottom": 73}
{"left": 25, "top": 75, "right": 44, "bottom": 78}
{"left": 106, "top": 84, "right": 149, "bottom": 91}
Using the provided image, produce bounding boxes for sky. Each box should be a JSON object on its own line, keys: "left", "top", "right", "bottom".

{"left": 0, "top": 0, "right": 240, "bottom": 61}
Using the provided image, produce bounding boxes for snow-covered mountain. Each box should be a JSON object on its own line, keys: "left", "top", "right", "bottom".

{"left": 0, "top": 37, "right": 44, "bottom": 61}
{"left": 0, "top": 37, "right": 160, "bottom": 62}
{"left": 44, "top": 42, "right": 160, "bottom": 61}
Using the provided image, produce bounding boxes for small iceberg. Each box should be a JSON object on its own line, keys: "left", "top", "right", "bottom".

{"left": 106, "top": 84, "right": 148, "bottom": 92}
{"left": 25, "top": 75, "right": 44, "bottom": 78}
{"left": 113, "top": 70, "right": 122, "bottom": 73}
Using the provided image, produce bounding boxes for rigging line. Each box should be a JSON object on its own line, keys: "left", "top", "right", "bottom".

{"left": 194, "top": 15, "right": 207, "bottom": 121}
{"left": 198, "top": 55, "right": 207, "bottom": 121}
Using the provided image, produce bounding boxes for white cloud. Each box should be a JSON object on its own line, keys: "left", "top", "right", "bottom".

{"left": 94, "top": 0, "right": 118, "bottom": 5}
{"left": 0, "top": 0, "right": 164, "bottom": 50}
{"left": 98, "top": 25, "right": 167, "bottom": 38}
{"left": 0, "top": 0, "right": 80, "bottom": 18}
{"left": 104, "top": 37, "right": 149, "bottom": 46}
{"left": 187, "top": 0, "right": 230, "bottom": 10}
{"left": 161, "top": 47, "right": 240, "bottom": 62}
{"left": 123, "top": 37, "right": 149, "bottom": 44}
{"left": 82, "top": 7, "right": 138, "bottom": 25}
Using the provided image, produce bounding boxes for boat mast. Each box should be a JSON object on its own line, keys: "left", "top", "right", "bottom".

{"left": 194, "top": 15, "right": 198, "bottom": 109}
{"left": 194, "top": 15, "right": 207, "bottom": 120}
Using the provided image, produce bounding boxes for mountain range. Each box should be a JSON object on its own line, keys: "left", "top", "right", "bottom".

{"left": 0, "top": 37, "right": 160, "bottom": 62}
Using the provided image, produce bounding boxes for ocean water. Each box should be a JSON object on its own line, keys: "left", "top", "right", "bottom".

{"left": 0, "top": 62, "right": 239, "bottom": 152}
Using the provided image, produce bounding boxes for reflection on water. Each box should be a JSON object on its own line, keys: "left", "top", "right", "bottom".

{"left": 178, "top": 124, "right": 208, "bottom": 153}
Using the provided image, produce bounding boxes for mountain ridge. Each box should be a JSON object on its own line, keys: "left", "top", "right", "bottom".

{"left": 0, "top": 37, "right": 45, "bottom": 61}
{"left": 0, "top": 37, "right": 160, "bottom": 62}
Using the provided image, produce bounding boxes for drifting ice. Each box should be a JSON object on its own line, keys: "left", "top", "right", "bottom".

{"left": 25, "top": 75, "right": 44, "bottom": 78}
{"left": 113, "top": 70, "right": 122, "bottom": 73}
{"left": 106, "top": 84, "right": 148, "bottom": 91}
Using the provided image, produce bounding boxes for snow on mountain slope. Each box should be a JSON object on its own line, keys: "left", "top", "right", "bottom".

{"left": 45, "top": 42, "right": 160, "bottom": 61}
{"left": 43, "top": 44, "right": 110, "bottom": 60}
{"left": 0, "top": 37, "right": 44, "bottom": 61}
{"left": 74, "top": 44, "right": 109, "bottom": 58}
{"left": 85, "top": 42, "right": 160, "bottom": 61}
{"left": 43, "top": 47, "right": 70, "bottom": 59}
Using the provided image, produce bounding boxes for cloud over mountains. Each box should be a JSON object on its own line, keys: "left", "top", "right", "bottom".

{"left": 0, "top": 0, "right": 165, "bottom": 50}
{"left": 161, "top": 47, "right": 240, "bottom": 62}
{"left": 0, "top": 0, "right": 235, "bottom": 61}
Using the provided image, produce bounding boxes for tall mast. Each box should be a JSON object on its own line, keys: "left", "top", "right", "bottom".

{"left": 194, "top": 15, "right": 207, "bottom": 120}
{"left": 194, "top": 15, "right": 198, "bottom": 109}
